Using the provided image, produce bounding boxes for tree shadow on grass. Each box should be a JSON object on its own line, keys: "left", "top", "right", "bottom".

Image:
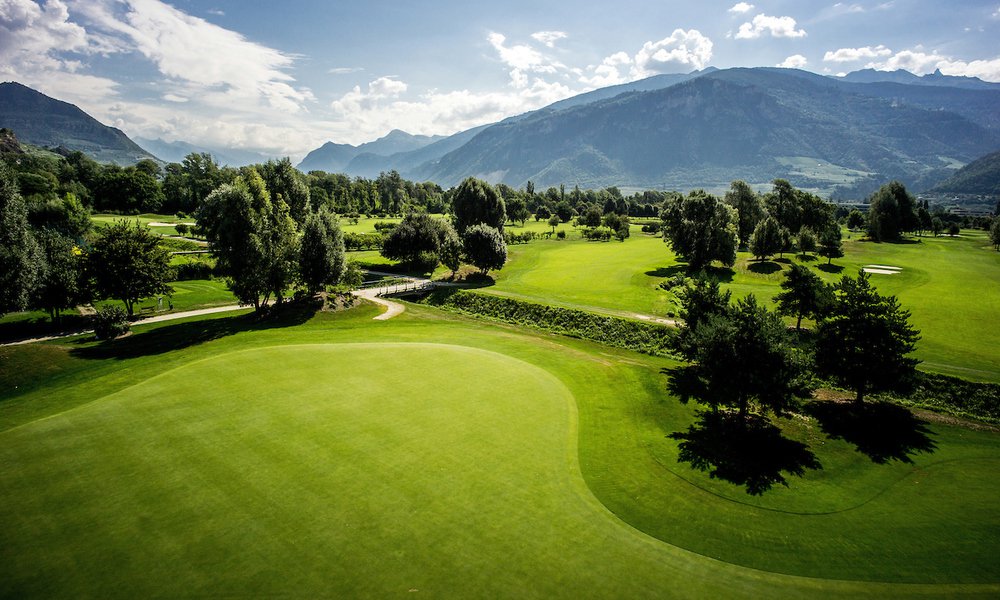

{"left": 816, "top": 263, "right": 845, "bottom": 274}
{"left": 804, "top": 400, "right": 936, "bottom": 464}
{"left": 669, "top": 411, "right": 822, "bottom": 496}
{"left": 70, "top": 299, "right": 318, "bottom": 361}
{"left": 645, "top": 265, "right": 687, "bottom": 278}
{"left": 747, "top": 260, "right": 782, "bottom": 275}
{"left": 663, "top": 365, "right": 821, "bottom": 495}
{"left": 797, "top": 254, "right": 818, "bottom": 262}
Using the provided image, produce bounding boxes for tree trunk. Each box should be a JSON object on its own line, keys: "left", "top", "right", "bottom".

{"left": 855, "top": 385, "right": 865, "bottom": 405}
{"left": 796, "top": 313, "right": 803, "bottom": 330}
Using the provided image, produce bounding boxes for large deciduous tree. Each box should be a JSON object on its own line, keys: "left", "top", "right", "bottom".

{"left": 462, "top": 224, "right": 507, "bottom": 274}
{"left": 725, "top": 180, "right": 766, "bottom": 249}
{"left": 452, "top": 177, "right": 506, "bottom": 234}
{"left": 660, "top": 190, "right": 738, "bottom": 271}
{"left": 198, "top": 169, "right": 298, "bottom": 311}
{"left": 815, "top": 270, "right": 920, "bottom": 404}
{"left": 298, "top": 207, "right": 346, "bottom": 293}
{"left": 867, "top": 181, "right": 918, "bottom": 242}
{"left": 748, "top": 216, "right": 785, "bottom": 261}
{"left": 381, "top": 212, "right": 450, "bottom": 269}
{"left": 33, "top": 229, "right": 87, "bottom": 323}
{"left": 87, "top": 220, "right": 173, "bottom": 316}
{"left": 0, "top": 164, "right": 43, "bottom": 316}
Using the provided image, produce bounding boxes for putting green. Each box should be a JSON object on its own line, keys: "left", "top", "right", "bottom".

{"left": 1, "top": 342, "right": 998, "bottom": 598}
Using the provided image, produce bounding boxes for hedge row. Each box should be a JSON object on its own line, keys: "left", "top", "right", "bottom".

{"left": 875, "top": 372, "right": 1000, "bottom": 425}
{"left": 428, "top": 290, "right": 675, "bottom": 355}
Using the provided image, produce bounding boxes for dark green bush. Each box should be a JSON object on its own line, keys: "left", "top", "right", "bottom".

{"left": 174, "top": 261, "right": 214, "bottom": 281}
{"left": 92, "top": 305, "right": 130, "bottom": 340}
{"left": 556, "top": 230, "right": 566, "bottom": 239}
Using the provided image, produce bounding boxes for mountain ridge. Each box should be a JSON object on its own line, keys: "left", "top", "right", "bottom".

{"left": 0, "top": 81, "right": 156, "bottom": 165}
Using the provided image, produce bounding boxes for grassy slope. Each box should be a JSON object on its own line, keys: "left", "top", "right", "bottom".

{"left": 488, "top": 229, "right": 1000, "bottom": 381}
{"left": 1, "top": 305, "right": 999, "bottom": 597}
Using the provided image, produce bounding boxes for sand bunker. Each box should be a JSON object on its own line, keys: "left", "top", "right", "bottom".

{"left": 863, "top": 265, "right": 902, "bottom": 275}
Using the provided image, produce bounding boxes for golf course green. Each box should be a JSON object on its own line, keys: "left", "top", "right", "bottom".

{"left": 2, "top": 305, "right": 999, "bottom": 597}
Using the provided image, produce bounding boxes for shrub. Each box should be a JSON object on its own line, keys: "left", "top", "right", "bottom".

{"left": 174, "top": 261, "right": 214, "bottom": 281}
{"left": 92, "top": 305, "right": 130, "bottom": 340}
{"left": 174, "top": 223, "right": 190, "bottom": 236}
{"left": 427, "top": 290, "right": 675, "bottom": 355}
{"left": 504, "top": 231, "right": 537, "bottom": 245}
{"left": 582, "top": 227, "right": 612, "bottom": 241}
{"left": 556, "top": 230, "right": 566, "bottom": 239}
{"left": 641, "top": 222, "right": 661, "bottom": 234}
{"left": 373, "top": 221, "right": 397, "bottom": 233}
{"left": 343, "top": 232, "right": 383, "bottom": 251}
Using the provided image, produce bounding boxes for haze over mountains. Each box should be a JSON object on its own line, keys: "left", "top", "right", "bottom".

{"left": 3, "top": 66, "right": 999, "bottom": 198}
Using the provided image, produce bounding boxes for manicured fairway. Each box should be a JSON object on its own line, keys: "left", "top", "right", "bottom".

{"left": 489, "top": 230, "right": 1000, "bottom": 381}
{"left": 2, "top": 306, "right": 999, "bottom": 597}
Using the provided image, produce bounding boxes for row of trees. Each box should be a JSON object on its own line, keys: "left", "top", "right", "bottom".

{"left": 380, "top": 178, "right": 509, "bottom": 275}
{"left": 0, "top": 162, "right": 178, "bottom": 322}
{"left": 673, "top": 267, "right": 920, "bottom": 424}
{"left": 659, "top": 180, "right": 843, "bottom": 270}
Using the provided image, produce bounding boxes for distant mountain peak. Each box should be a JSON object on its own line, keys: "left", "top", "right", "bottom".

{"left": 0, "top": 81, "right": 156, "bottom": 164}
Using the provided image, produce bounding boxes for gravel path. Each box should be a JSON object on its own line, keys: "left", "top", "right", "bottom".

{"left": 0, "top": 304, "right": 254, "bottom": 347}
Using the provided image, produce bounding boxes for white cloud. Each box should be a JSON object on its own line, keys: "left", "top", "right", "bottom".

{"left": 531, "top": 31, "right": 567, "bottom": 48}
{"left": 0, "top": 0, "right": 122, "bottom": 105}
{"left": 735, "top": 14, "right": 807, "bottom": 39}
{"left": 823, "top": 45, "right": 892, "bottom": 62}
{"left": 579, "top": 51, "right": 632, "bottom": 87}
{"left": 632, "top": 29, "right": 713, "bottom": 78}
{"left": 328, "top": 66, "right": 363, "bottom": 75}
{"left": 326, "top": 77, "right": 575, "bottom": 145}
{"left": 777, "top": 54, "right": 808, "bottom": 69}
{"left": 331, "top": 76, "right": 408, "bottom": 115}
{"left": 488, "top": 32, "right": 545, "bottom": 71}
{"left": 72, "top": 0, "right": 314, "bottom": 113}
{"left": 728, "top": 3, "right": 754, "bottom": 14}
{"left": 876, "top": 51, "right": 1000, "bottom": 81}
{"left": 163, "top": 93, "right": 187, "bottom": 102}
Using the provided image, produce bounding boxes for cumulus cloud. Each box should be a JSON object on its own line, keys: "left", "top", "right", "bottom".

{"left": 531, "top": 30, "right": 567, "bottom": 48}
{"left": 579, "top": 51, "right": 632, "bottom": 87}
{"left": 0, "top": 0, "right": 122, "bottom": 104}
{"left": 326, "top": 76, "right": 575, "bottom": 145}
{"left": 728, "top": 3, "right": 754, "bottom": 13}
{"left": 73, "top": 0, "right": 314, "bottom": 113}
{"left": 632, "top": 29, "right": 713, "bottom": 77}
{"left": 829, "top": 46, "right": 1000, "bottom": 82}
{"left": 735, "top": 14, "right": 807, "bottom": 39}
{"left": 331, "top": 76, "right": 408, "bottom": 115}
{"left": 777, "top": 54, "right": 808, "bottom": 69}
{"left": 823, "top": 45, "right": 892, "bottom": 62}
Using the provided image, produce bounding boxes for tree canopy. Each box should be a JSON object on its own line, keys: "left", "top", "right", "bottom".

{"left": 774, "top": 264, "right": 831, "bottom": 330}
{"left": 815, "top": 270, "right": 920, "bottom": 403}
{"left": 673, "top": 293, "right": 808, "bottom": 423}
{"left": 197, "top": 169, "right": 298, "bottom": 311}
{"left": 462, "top": 224, "right": 507, "bottom": 274}
{"left": 299, "top": 207, "right": 346, "bottom": 293}
{"left": 660, "top": 190, "right": 738, "bottom": 271}
{"left": 87, "top": 219, "right": 173, "bottom": 316}
{"left": 0, "top": 164, "right": 43, "bottom": 316}
{"left": 452, "top": 177, "right": 506, "bottom": 234}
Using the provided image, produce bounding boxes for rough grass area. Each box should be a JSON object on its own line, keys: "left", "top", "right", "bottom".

{"left": 1, "top": 304, "right": 999, "bottom": 597}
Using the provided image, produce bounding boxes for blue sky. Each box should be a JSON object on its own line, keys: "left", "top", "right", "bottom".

{"left": 2, "top": 0, "right": 999, "bottom": 158}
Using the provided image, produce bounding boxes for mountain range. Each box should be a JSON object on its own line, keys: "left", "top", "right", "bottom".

{"left": 4, "top": 67, "right": 1000, "bottom": 198}
{"left": 133, "top": 137, "right": 275, "bottom": 167}
{"left": 298, "top": 67, "right": 1000, "bottom": 196}
{"left": 0, "top": 82, "right": 156, "bottom": 164}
